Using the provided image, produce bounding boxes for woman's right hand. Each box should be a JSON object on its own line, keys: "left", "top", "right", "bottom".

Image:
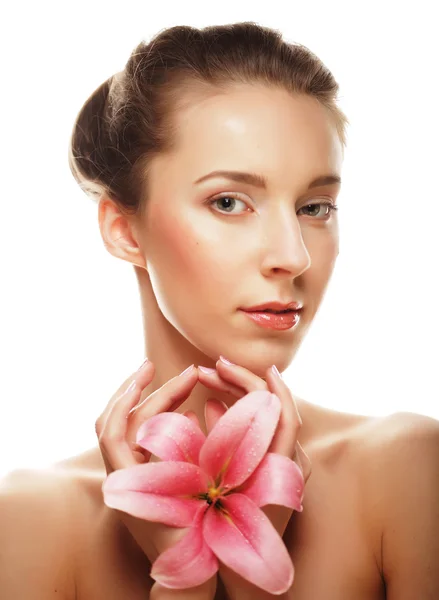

{"left": 94, "top": 359, "right": 217, "bottom": 599}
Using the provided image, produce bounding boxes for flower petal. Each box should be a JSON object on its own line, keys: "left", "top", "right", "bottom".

{"left": 136, "top": 412, "right": 206, "bottom": 464}
{"left": 151, "top": 505, "right": 219, "bottom": 589}
{"left": 102, "top": 461, "right": 208, "bottom": 527}
{"left": 238, "top": 452, "right": 305, "bottom": 511}
{"left": 199, "top": 390, "right": 281, "bottom": 490}
{"left": 203, "top": 493, "right": 294, "bottom": 595}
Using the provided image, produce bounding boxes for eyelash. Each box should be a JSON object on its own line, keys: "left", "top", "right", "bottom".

{"left": 208, "top": 193, "right": 339, "bottom": 220}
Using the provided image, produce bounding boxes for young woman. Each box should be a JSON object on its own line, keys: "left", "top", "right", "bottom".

{"left": 1, "top": 21, "right": 438, "bottom": 600}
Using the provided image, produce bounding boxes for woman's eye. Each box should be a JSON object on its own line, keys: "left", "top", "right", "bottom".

{"left": 209, "top": 194, "right": 338, "bottom": 220}
{"left": 209, "top": 194, "right": 249, "bottom": 215}
{"left": 298, "top": 201, "right": 339, "bottom": 219}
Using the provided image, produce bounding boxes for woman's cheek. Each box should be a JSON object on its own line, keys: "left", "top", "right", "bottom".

{"left": 147, "top": 203, "right": 246, "bottom": 310}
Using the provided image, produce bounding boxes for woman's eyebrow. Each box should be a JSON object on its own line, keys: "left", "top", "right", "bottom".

{"left": 194, "top": 170, "right": 341, "bottom": 189}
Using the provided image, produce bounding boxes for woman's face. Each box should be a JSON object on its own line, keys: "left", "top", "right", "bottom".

{"left": 137, "top": 84, "right": 343, "bottom": 374}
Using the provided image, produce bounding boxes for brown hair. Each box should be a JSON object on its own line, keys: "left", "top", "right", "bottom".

{"left": 68, "top": 21, "right": 349, "bottom": 219}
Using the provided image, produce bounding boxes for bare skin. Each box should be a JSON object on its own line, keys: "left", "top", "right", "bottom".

{"left": 51, "top": 396, "right": 388, "bottom": 600}
{"left": 5, "top": 395, "right": 434, "bottom": 599}
{"left": 3, "top": 83, "right": 438, "bottom": 598}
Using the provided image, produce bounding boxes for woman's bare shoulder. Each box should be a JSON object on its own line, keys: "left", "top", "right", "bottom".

{"left": 0, "top": 466, "right": 81, "bottom": 599}
{"left": 355, "top": 409, "right": 439, "bottom": 496}
{"left": 356, "top": 410, "right": 439, "bottom": 589}
{"left": 355, "top": 409, "right": 439, "bottom": 453}
{"left": 0, "top": 462, "right": 93, "bottom": 514}
{"left": 337, "top": 408, "right": 439, "bottom": 478}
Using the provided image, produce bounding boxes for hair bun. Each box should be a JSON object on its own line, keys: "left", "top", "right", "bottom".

{"left": 68, "top": 76, "right": 114, "bottom": 198}
{"left": 69, "top": 22, "right": 348, "bottom": 216}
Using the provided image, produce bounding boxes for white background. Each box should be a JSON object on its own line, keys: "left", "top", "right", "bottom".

{"left": 1, "top": 1, "right": 438, "bottom": 479}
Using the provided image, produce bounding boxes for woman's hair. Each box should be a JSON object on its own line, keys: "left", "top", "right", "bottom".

{"left": 68, "top": 21, "right": 349, "bottom": 219}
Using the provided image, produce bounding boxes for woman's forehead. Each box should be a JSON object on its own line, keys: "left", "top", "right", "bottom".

{"left": 158, "top": 87, "right": 342, "bottom": 183}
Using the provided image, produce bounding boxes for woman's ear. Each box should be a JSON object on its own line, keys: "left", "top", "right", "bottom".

{"left": 98, "top": 196, "right": 147, "bottom": 268}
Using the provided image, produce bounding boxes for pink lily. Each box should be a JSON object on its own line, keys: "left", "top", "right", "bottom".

{"left": 102, "top": 390, "right": 305, "bottom": 595}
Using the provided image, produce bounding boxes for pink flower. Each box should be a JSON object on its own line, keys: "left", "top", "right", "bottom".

{"left": 102, "top": 390, "right": 304, "bottom": 595}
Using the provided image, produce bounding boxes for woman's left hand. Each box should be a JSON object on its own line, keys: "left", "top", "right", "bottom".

{"left": 193, "top": 357, "right": 312, "bottom": 599}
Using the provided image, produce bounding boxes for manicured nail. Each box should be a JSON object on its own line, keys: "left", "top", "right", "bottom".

{"left": 219, "top": 355, "right": 234, "bottom": 366}
{"left": 137, "top": 357, "right": 150, "bottom": 371}
{"left": 126, "top": 380, "right": 137, "bottom": 393}
{"left": 271, "top": 364, "right": 282, "bottom": 379}
{"left": 179, "top": 364, "right": 194, "bottom": 376}
{"left": 199, "top": 366, "right": 216, "bottom": 374}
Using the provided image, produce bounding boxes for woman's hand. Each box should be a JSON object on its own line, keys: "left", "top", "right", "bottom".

{"left": 94, "top": 357, "right": 310, "bottom": 599}
{"left": 196, "top": 357, "right": 312, "bottom": 600}
{"left": 197, "top": 357, "right": 312, "bottom": 524}
{"left": 95, "top": 360, "right": 217, "bottom": 600}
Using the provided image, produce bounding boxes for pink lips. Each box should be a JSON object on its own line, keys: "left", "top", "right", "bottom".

{"left": 242, "top": 301, "right": 303, "bottom": 312}
{"left": 240, "top": 309, "right": 301, "bottom": 331}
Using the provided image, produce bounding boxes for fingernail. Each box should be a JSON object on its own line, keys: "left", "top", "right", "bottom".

{"left": 271, "top": 364, "right": 282, "bottom": 379}
{"left": 219, "top": 355, "right": 234, "bottom": 366}
{"left": 137, "top": 357, "right": 150, "bottom": 371}
{"left": 179, "top": 364, "right": 194, "bottom": 376}
{"left": 199, "top": 366, "right": 216, "bottom": 374}
{"left": 127, "top": 380, "right": 137, "bottom": 393}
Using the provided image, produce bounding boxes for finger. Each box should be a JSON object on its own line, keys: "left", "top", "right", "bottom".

{"left": 291, "top": 444, "right": 304, "bottom": 491}
{"left": 182, "top": 410, "right": 201, "bottom": 429}
{"left": 204, "top": 397, "right": 228, "bottom": 433}
{"left": 209, "top": 357, "right": 268, "bottom": 395}
{"left": 197, "top": 367, "right": 245, "bottom": 399}
{"left": 265, "top": 366, "right": 302, "bottom": 458}
{"left": 201, "top": 361, "right": 302, "bottom": 462}
{"left": 127, "top": 365, "right": 199, "bottom": 435}
{"left": 198, "top": 361, "right": 298, "bottom": 457}
{"left": 296, "top": 441, "right": 312, "bottom": 484}
{"left": 101, "top": 364, "right": 198, "bottom": 473}
{"left": 99, "top": 378, "right": 147, "bottom": 472}
{"left": 111, "top": 358, "right": 153, "bottom": 403}
{"left": 95, "top": 360, "right": 154, "bottom": 436}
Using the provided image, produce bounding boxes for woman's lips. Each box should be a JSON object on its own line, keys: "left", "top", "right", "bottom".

{"left": 239, "top": 309, "right": 301, "bottom": 331}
